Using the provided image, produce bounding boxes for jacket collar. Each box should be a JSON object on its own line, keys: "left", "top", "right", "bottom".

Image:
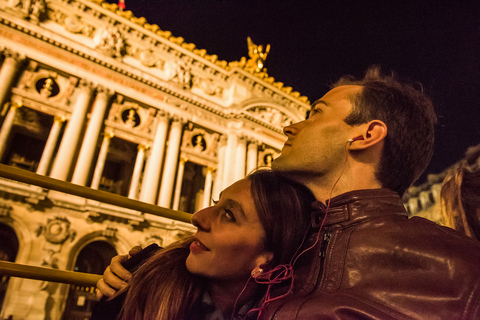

{"left": 310, "top": 188, "right": 407, "bottom": 228}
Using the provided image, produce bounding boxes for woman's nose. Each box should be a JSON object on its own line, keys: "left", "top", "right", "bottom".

{"left": 191, "top": 207, "right": 213, "bottom": 232}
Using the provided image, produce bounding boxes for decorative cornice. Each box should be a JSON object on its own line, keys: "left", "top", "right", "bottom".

{"left": 0, "top": 1, "right": 309, "bottom": 131}
{"left": 0, "top": 17, "right": 227, "bottom": 115}
{"left": 77, "top": 0, "right": 310, "bottom": 104}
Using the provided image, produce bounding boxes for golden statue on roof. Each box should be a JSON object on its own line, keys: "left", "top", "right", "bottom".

{"left": 246, "top": 37, "right": 270, "bottom": 73}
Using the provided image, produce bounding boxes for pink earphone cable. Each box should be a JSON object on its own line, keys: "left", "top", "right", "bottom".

{"left": 235, "top": 141, "right": 352, "bottom": 320}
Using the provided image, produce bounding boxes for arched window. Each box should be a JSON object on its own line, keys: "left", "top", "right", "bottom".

{"left": 0, "top": 224, "right": 19, "bottom": 310}
{"left": 62, "top": 241, "right": 117, "bottom": 320}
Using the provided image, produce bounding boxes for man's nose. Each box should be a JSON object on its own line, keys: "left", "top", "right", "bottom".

{"left": 283, "top": 121, "right": 301, "bottom": 137}
{"left": 191, "top": 207, "right": 213, "bottom": 232}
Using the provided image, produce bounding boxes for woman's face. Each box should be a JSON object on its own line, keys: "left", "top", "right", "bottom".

{"left": 186, "top": 179, "right": 271, "bottom": 282}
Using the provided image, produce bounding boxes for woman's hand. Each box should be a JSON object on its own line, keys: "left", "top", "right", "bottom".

{"left": 95, "top": 246, "right": 142, "bottom": 299}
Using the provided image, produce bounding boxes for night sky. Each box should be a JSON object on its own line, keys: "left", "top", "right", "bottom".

{"left": 105, "top": 0, "right": 480, "bottom": 184}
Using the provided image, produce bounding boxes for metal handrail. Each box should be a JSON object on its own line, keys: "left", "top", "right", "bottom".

{"left": 0, "top": 164, "right": 192, "bottom": 223}
{"left": 0, "top": 261, "right": 102, "bottom": 286}
{"left": 0, "top": 164, "right": 191, "bottom": 286}
{"left": 0, "top": 164, "right": 194, "bottom": 288}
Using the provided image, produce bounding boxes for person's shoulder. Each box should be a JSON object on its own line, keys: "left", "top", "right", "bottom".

{"left": 358, "top": 214, "right": 480, "bottom": 261}
{"left": 404, "top": 216, "right": 480, "bottom": 257}
{"left": 408, "top": 216, "right": 478, "bottom": 240}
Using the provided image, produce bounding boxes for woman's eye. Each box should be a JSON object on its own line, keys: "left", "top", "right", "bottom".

{"left": 212, "top": 199, "right": 219, "bottom": 205}
{"left": 224, "top": 209, "right": 236, "bottom": 222}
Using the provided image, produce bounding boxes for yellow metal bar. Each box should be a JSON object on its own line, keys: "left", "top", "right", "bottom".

{"left": 0, "top": 261, "right": 102, "bottom": 287}
{"left": 0, "top": 164, "right": 192, "bottom": 223}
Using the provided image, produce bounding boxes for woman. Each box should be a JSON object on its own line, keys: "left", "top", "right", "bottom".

{"left": 95, "top": 170, "right": 316, "bottom": 320}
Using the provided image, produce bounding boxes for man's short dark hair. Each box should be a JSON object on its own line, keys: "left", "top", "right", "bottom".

{"left": 334, "top": 66, "right": 437, "bottom": 195}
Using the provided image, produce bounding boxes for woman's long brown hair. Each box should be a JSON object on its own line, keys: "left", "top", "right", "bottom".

{"left": 119, "top": 237, "right": 204, "bottom": 320}
{"left": 120, "top": 170, "right": 315, "bottom": 320}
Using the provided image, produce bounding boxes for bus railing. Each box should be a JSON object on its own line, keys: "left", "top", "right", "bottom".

{"left": 0, "top": 164, "right": 191, "bottom": 223}
{"left": 0, "top": 163, "right": 190, "bottom": 286}
{"left": 0, "top": 261, "right": 101, "bottom": 286}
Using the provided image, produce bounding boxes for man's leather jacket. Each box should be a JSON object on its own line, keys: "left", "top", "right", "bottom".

{"left": 259, "top": 189, "right": 480, "bottom": 320}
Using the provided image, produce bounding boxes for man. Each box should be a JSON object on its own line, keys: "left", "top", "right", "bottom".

{"left": 97, "top": 67, "right": 480, "bottom": 319}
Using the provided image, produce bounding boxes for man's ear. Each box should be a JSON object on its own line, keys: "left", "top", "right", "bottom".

{"left": 348, "top": 120, "right": 387, "bottom": 151}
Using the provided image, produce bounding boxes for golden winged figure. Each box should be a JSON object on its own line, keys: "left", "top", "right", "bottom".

{"left": 246, "top": 37, "right": 271, "bottom": 72}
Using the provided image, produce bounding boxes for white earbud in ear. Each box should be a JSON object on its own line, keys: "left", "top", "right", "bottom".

{"left": 348, "top": 136, "right": 364, "bottom": 143}
{"left": 251, "top": 267, "right": 263, "bottom": 278}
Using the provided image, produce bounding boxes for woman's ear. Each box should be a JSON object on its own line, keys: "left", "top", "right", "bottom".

{"left": 348, "top": 120, "right": 387, "bottom": 151}
{"left": 257, "top": 251, "right": 273, "bottom": 267}
{"left": 251, "top": 251, "right": 273, "bottom": 278}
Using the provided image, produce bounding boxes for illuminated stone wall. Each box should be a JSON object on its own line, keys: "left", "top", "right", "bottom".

{"left": 0, "top": 0, "right": 311, "bottom": 318}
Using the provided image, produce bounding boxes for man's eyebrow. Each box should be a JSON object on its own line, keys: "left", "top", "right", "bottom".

{"left": 306, "top": 100, "right": 328, "bottom": 118}
{"left": 312, "top": 100, "right": 328, "bottom": 108}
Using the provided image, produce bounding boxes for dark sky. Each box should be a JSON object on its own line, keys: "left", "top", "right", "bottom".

{"left": 107, "top": 0, "right": 480, "bottom": 184}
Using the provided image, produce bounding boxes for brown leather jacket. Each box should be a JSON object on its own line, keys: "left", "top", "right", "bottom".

{"left": 259, "top": 188, "right": 480, "bottom": 320}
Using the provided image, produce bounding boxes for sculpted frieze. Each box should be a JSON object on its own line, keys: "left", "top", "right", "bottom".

{"left": 168, "top": 61, "right": 193, "bottom": 89}
{"left": 63, "top": 14, "right": 95, "bottom": 36}
{"left": 107, "top": 95, "right": 156, "bottom": 135}
{"left": 182, "top": 124, "right": 220, "bottom": 158}
{"left": 93, "top": 26, "right": 125, "bottom": 58}
{"left": 183, "top": 104, "right": 224, "bottom": 127}
{"left": 35, "top": 216, "right": 76, "bottom": 245}
{"left": 138, "top": 49, "right": 160, "bottom": 68}
{"left": 126, "top": 46, "right": 165, "bottom": 69}
{"left": 101, "top": 226, "right": 117, "bottom": 239}
{"left": 0, "top": 202, "right": 13, "bottom": 218}
{"left": 16, "top": 62, "right": 79, "bottom": 106}
{"left": 245, "top": 105, "right": 293, "bottom": 128}
{"left": 193, "top": 77, "right": 224, "bottom": 97}
{"left": 6, "top": 0, "right": 46, "bottom": 23}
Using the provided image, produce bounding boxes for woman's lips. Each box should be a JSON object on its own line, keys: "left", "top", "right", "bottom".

{"left": 190, "top": 239, "right": 209, "bottom": 254}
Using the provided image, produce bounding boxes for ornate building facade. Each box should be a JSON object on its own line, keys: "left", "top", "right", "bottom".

{"left": 0, "top": 0, "right": 311, "bottom": 319}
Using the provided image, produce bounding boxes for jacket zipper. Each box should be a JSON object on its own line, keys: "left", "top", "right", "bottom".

{"left": 316, "top": 230, "right": 331, "bottom": 290}
{"left": 269, "top": 231, "right": 331, "bottom": 320}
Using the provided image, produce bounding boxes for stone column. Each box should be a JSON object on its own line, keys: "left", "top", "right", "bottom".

{"left": 0, "top": 102, "right": 19, "bottom": 160}
{"left": 128, "top": 144, "right": 147, "bottom": 199}
{"left": 222, "top": 131, "right": 237, "bottom": 188}
{"left": 90, "top": 131, "right": 113, "bottom": 190}
{"left": 158, "top": 118, "right": 184, "bottom": 207}
{"left": 234, "top": 136, "right": 247, "bottom": 181}
{"left": 0, "top": 50, "right": 25, "bottom": 109}
{"left": 172, "top": 156, "right": 188, "bottom": 210}
{"left": 139, "top": 112, "right": 169, "bottom": 203}
{"left": 50, "top": 80, "right": 94, "bottom": 180}
{"left": 246, "top": 139, "right": 259, "bottom": 174}
{"left": 212, "top": 135, "right": 226, "bottom": 198}
{"left": 72, "top": 86, "right": 113, "bottom": 185}
{"left": 36, "top": 116, "right": 65, "bottom": 175}
{"left": 202, "top": 167, "right": 214, "bottom": 208}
